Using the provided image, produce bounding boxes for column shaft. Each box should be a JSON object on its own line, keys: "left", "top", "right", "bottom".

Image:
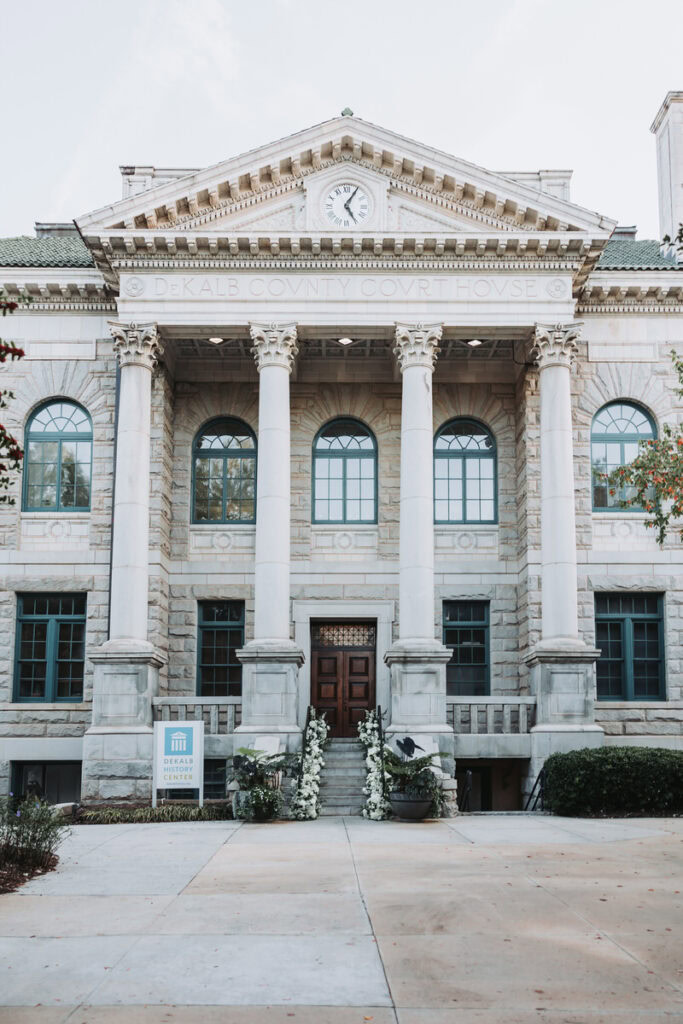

{"left": 533, "top": 322, "right": 582, "bottom": 644}
{"left": 399, "top": 361, "right": 437, "bottom": 642}
{"left": 253, "top": 361, "right": 292, "bottom": 642}
{"left": 108, "top": 322, "right": 162, "bottom": 643}
{"left": 539, "top": 361, "right": 579, "bottom": 642}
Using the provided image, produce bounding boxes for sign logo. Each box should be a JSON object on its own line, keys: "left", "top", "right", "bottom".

{"left": 164, "top": 727, "right": 193, "bottom": 755}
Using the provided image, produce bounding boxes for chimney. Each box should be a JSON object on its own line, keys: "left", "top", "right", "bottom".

{"left": 651, "top": 91, "right": 683, "bottom": 258}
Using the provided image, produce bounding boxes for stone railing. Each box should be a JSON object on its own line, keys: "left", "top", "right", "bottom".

{"left": 152, "top": 697, "right": 242, "bottom": 735}
{"left": 447, "top": 697, "right": 536, "bottom": 735}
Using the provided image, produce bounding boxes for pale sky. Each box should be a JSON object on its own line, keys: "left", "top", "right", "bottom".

{"left": 2, "top": 0, "right": 682, "bottom": 239}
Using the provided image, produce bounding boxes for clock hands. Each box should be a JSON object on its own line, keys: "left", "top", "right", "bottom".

{"left": 344, "top": 186, "right": 359, "bottom": 223}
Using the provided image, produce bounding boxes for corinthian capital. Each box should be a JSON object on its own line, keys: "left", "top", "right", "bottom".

{"left": 249, "top": 322, "right": 298, "bottom": 373}
{"left": 531, "top": 321, "right": 583, "bottom": 370}
{"left": 109, "top": 321, "right": 163, "bottom": 370}
{"left": 394, "top": 323, "right": 443, "bottom": 372}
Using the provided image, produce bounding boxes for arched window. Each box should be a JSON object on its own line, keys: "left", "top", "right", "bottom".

{"left": 434, "top": 418, "right": 496, "bottom": 524}
{"left": 192, "top": 418, "right": 256, "bottom": 524}
{"left": 23, "top": 400, "right": 92, "bottom": 512}
{"left": 591, "top": 402, "right": 656, "bottom": 510}
{"left": 313, "top": 418, "right": 377, "bottom": 524}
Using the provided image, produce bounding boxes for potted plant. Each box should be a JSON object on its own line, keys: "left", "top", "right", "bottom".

{"left": 229, "top": 748, "right": 291, "bottom": 822}
{"left": 384, "top": 739, "right": 442, "bottom": 821}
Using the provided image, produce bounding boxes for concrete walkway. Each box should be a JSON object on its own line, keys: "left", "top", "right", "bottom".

{"left": 1, "top": 814, "right": 682, "bottom": 1022}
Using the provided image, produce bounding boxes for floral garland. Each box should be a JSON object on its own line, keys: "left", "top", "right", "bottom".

{"left": 357, "top": 710, "right": 391, "bottom": 820}
{"left": 290, "top": 709, "right": 329, "bottom": 820}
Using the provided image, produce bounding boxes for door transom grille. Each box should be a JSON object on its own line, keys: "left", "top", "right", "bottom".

{"left": 311, "top": 622, "right": 376, "bottom": 649}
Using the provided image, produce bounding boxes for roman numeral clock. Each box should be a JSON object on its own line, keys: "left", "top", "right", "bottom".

{"left": 323, "top": 183, "right": 371, "bottom": 229}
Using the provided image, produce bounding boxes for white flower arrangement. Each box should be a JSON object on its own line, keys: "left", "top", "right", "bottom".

{"left": 357, "top": 710, "right": 391, "bottom": 820}
{"left": 289, "top": 709, "right": 329, "bottom": 820}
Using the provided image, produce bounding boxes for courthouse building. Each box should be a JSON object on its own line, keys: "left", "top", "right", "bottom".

{"left": 1, "top": 94, "right": 682, "bottom": 810}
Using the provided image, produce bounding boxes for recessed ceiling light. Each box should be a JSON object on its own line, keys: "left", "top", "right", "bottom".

{"left": 467, "top": 338, "right": 482, "bottom": 347}
{"left": 337, "top": 337, "right": 354, "bottom": 346}
{"left": 208, "top": 337, "right": 224, "bottom": 345}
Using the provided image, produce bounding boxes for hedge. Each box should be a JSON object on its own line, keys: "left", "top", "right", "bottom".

{"left": 77, "top": 802, "right": 233, "bottom": 825}
{"left": 543, "top": 746, "right": 683, "bottom": 817}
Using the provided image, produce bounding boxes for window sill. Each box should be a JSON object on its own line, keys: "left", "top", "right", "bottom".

{"left": 21, "top": 511, "right": 91, "bottom": 519}
{"left": 2, "top": 703, "right": 91, "bottom": 711}
{"left": 594, "top": 700, "right": 673, "bottom": 707}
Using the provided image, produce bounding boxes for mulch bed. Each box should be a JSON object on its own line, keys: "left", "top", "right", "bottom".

{"left": 0, "top": 854, "right": 58, "bottom": 895}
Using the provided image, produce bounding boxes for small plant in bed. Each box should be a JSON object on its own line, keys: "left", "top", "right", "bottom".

{"left": 230, "top": 748, "right": 292, "bottom": 822}
{"left": 0, "top": 794, "right": 70, "bottom": 893}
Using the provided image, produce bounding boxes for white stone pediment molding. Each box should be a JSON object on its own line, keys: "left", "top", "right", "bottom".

{"left": 77, "top": 114, "right": 616, "bottom": 241}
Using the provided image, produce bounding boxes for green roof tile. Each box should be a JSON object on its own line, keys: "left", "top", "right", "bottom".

{"left": 0, "top": 235, "right": 94, "bottom": 268}
{"left": 597, "top": 239, "right": 680, "bottom": 270}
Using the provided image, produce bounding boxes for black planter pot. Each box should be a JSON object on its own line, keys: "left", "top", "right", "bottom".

{"left": 388, "top": 791, "right": 432, "bottom": 821}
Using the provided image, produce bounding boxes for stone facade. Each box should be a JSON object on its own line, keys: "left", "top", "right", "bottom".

{"left": 1, "top": 97, "right": 683, "bottom": 807}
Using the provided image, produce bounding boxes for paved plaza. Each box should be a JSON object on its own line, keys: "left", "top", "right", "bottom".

{"left": 0, "top": 814, "right": 682, "bottom": 1022}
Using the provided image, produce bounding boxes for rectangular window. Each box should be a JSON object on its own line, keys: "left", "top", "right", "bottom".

{"left": 197, "top": 600, "right": 244, "bottom": 697}
{"left": 595, "top": 593, "right": 665, "bottom": 700}
{"left": 10, "top": 761, "right": 82, "bottom": 804}
{"left": 14, "top": 594, "right": 86, "bottom": 702}
{"left": 443, "top": 601, "right": 490, "bottom": 696}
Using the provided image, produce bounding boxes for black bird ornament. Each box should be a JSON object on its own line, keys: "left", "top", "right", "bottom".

{"left": 396, "top": 736, "right": 424, "bottom": 760}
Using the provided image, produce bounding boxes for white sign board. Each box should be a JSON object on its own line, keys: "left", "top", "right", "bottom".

{"left": 152, "top": 720, "right": 204, "bottom": 807}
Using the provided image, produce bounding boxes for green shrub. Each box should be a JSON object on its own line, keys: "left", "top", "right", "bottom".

{"left": 235, "top": 785, "right": 282, "bottom": 822}
{"left": 0, "top": 795, "right": 70, "bottom": 870}
{"left": 78, "top": 802, "right": 233, "bottom": 825}
{"left": 543, "top": 746, "right": 683, "bottom": 817}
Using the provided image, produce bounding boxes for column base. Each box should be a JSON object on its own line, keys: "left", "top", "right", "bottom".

{"left": 524, "top": 641, "right": 601, "bottom": 726}
{"left": 384, "top": 639, "right": 454, "bottom": 772}
{"left": 235, "top": 640, "right": 304, "bottom": 750}
{"left": 82, "top": 640, "right": 166, "bottom": 804}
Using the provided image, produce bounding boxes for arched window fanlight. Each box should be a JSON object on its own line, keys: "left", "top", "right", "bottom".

{"left": 591, "top": 402, "right": 656, "bottom": 510}
{"left": 192, "top": 418, "right": 256, "bottom": 524}
{"left": 23, "top": 400, "right": 92, "bottom": 512}
{"left": 434, "top": 418, "right": 497, "bottom": 524}
{"left": 313, "top": 418, "right": 377, "bottom": 524}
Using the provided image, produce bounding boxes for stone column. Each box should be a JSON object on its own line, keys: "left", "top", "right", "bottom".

{"left": 385, "top": 324, "right": 452, "bottom": 762}
{"left": 236, "top": 323, "right": 303, "bottom": 747}
{"left": 82, "top": 322, "right": 166, "bottom": 803}
{"left": 524, "top": 322, "right": 602, "bottom": 793}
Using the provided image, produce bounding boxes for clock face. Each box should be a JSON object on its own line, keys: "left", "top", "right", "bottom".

{"left": 323, "top": 183, "right": 370, "bottom": 228}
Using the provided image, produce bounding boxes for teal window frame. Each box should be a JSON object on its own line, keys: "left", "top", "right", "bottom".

{"left": 312, "top": 418, "right": 378, "bottom": 525}
{"left": 196, "top": 600, "right": 245, "bottom": 697}
{"left": 22, "top": 400, "right": 92, "bottom": 513}
{"left": 434, "top": 418, "right": 497, "bottom": 525}
{"left": 591, "top": 401, "right": 656, "bottom": 512}
{"left": 443, "top": 600, "right": 490, "bottom": 696}
{"left": 13, "top": 593, "right": 86, "bottom": 702}
{"left": 191, "top": 417, "right": 257, "bottom": 525}
{"left": 595, "top": 592, "right": 665, "bottom": 701}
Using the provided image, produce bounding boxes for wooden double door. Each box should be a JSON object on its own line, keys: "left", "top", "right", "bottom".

{"left": 310, "top": 622, "right": 376, "bottom": 737}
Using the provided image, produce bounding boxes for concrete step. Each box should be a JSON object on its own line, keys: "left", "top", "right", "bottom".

{"left": 320, "top": 804, "right": 364, "bottom": 816}
{"left": 319, "top": 767, "right": 366, "bottom": 778}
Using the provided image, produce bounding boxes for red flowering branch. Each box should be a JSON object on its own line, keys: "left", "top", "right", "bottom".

{"left": 0, "top": 294, "right": 27, "bottom": 504}
{"left": 605, "top": 349, "right": 683, "bottom": 546}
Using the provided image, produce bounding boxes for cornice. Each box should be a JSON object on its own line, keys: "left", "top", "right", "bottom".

{"left": 577, "top": 301, "right": 683, "bottom": 315}
{"left": 112, "top": 255, "right": 585, "bottom": 273}
{"left": 77, "top": 116, "right": 616, "bottom": 238}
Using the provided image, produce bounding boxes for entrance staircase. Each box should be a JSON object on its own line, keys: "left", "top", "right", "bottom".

{"left": 319, "top": 738, "right": 367, "bottom": 816}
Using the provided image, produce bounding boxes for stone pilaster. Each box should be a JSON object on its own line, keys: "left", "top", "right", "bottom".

{"left": 524, "top": 322, "right": 602, "bottom": 793}
{"left": 236, "top": 323, "right": 303, "bottom": 748}
{"left": 385, "top": 324, "right": 452, "bottom": 768}
{"left": 82, "top": 321, "right": 166, "bottom": 803}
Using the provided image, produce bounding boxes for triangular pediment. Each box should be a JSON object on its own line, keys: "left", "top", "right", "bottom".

{"left": 77, "top": 114, "right": 616, "bottom": 240}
